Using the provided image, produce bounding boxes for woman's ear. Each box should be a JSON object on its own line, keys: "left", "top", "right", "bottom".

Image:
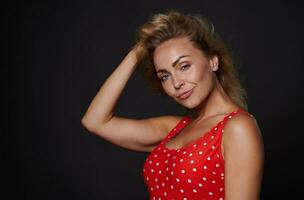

{"left": 209, "top": 55, "right": 219, "bottom": 71}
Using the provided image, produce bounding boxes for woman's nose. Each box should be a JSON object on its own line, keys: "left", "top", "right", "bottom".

{"left": 172, "top": 77, "right": 185, "bottom": 89}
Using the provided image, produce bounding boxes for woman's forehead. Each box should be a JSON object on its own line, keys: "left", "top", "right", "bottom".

{"left": 153, "top": 38, "right": 201, "bottom": 69}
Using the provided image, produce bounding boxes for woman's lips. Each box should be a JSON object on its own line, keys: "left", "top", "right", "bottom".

{"left": 178, "top": 89, "right": 193, "bottom": 100}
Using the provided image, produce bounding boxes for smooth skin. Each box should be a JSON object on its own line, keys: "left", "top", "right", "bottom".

{"left": 81, "top": 37, "right": 264, "bottom": 199}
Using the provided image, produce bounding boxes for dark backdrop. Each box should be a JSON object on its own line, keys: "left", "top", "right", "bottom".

{"left": 4, "top": 0, "right": 304, "bottom": 199}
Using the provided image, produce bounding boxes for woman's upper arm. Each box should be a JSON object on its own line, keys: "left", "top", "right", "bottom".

{"left": 82, "top": 115, "right": 181, "bottom": 152}
{"left": 223, "top": 114, "right": 265, "bottom": 200}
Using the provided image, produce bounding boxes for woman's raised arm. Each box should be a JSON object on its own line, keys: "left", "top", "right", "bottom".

{"left": 81, "top": 44, "right": 180, "bottom": 152}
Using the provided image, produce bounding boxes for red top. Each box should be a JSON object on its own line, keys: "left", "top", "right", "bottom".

{"left": 142, "top": 108, "right": 254, "bottom": 200}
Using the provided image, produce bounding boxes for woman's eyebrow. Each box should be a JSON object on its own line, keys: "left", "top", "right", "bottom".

{"left": 156, "top": 69, "right": 168, "bottom": 74}
{"left": 172, "top": 55, "right": 190, "bottom": 67}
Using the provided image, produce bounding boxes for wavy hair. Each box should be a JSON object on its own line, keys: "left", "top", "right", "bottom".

{"left": 135, "top": 9, "right": 248, "bottom": 110}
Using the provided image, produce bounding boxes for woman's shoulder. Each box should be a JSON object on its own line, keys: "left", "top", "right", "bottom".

{"left": 223, "top": 110, "right": 259, "bottom": 134}
{"left": 222, "top": 110, "right": 263, "bottom": 152}
{"left": 226, "top": 109, "right": 257, "bottom": 128}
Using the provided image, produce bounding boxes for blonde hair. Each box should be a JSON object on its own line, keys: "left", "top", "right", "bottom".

{"left": 135, "top": 9, "right": 248, "bottom": 110}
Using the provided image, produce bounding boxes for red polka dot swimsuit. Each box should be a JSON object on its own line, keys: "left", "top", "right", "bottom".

{"left": 142, "top": 108, "right": 253, "bottom": 200}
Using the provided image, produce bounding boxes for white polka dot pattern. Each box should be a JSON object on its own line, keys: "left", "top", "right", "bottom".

{"left": 143, "top": 109, "right": 253, "bottom": 199}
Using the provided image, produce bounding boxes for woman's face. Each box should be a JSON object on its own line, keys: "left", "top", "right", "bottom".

{"left": 153, "top": 37, "right": 219, "bottom": 109}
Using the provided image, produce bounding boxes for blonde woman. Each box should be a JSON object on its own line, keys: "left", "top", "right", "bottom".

{"left": 81, "top": 9, "right": 264, "bottom": 200}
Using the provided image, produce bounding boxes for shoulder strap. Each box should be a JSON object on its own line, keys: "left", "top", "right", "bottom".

{"left": 220, "top": 108, "right": 255, "bottom": 129}
{"left": 162, "top": 116, "right": 191, "bottom": 142}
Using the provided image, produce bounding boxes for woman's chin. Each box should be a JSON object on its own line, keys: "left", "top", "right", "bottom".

{"left": 178, "top": 100, "right": 199, "bottom": 110}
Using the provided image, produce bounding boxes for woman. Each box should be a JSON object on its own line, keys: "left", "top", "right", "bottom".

{"left": 81, "top": 9, "right": 264, "bottom": 200}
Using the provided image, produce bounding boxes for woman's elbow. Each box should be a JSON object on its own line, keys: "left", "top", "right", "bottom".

{"left": 81, "top": 116, "right": 98, "bottom": 133}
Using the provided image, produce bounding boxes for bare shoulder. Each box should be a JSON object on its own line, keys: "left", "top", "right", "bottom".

{"left": 222, "top": 112, "right": 264, "bottom": 159}
{"left": 223, "top": 112, "right": 264, "bottom": 144}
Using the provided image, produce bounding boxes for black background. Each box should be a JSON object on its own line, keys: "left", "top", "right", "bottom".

{"left": 4, "top": 0, "right": 304, "bottom": 199}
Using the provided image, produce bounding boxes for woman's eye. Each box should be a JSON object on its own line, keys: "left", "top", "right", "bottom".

{"left": 160, "top": 74, "right": 169, "bottom": 82}
{"left": 180, "top": 64, "right": 190, "bottom": 71}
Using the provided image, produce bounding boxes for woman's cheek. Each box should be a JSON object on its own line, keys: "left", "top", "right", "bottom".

{"left": 162, "top": 83, "right": 173, "bottom": 97}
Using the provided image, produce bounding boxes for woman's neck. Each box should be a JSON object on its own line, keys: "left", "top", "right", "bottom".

{"left": 194, "top": 78, "right": 238, "bottom": 122}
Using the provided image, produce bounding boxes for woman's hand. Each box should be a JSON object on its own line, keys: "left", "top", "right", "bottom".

{"left": 131, "top": 41, "right": 147, "bottom": 63}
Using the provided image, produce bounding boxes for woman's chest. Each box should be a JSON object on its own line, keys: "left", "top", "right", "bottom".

{"left": 144, "top": 146, "right": 222, "bottom": 176}
{"left": 164, "top": 115, "right": 226, "bottom": 150}
{"left": 143, "top": 143, "right": 225, "bottom": 197}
